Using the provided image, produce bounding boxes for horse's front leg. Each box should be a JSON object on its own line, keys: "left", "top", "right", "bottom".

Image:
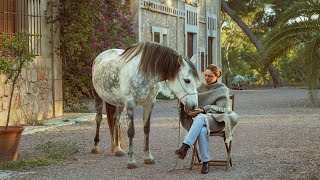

{"left": 113, "top": 106, "right": 125, "bottom": 157}
{"left": 143, "top": 102, "right": 155, "bottom": 165}
{"left": 126, "top": 105, "right": 137, "bottom": 169}
{"left": 91, "top": 92, "right": 103, "bottom": 154}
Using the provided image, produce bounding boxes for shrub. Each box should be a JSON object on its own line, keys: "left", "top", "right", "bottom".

{"left": 45, "top": 0, "right": 135, "bottom": 111}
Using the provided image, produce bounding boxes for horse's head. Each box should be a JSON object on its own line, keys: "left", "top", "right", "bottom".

{"left": 127, "top": 42, "right": 199, "bottom": 110}
{"left": 166, "top": 57, "right": 200, "bottom": 111}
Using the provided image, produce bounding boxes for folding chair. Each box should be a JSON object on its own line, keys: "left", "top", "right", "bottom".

{"left": 189, "top": 95, "right": 235, "bottom": 170}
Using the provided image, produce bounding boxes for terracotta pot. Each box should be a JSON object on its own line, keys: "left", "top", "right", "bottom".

{"left": 0, "top": 126, "right": 24, "bottom": 162}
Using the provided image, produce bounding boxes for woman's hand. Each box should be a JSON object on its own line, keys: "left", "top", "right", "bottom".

{"left": 186, "top": 108, "right": 204, "bottom": 117}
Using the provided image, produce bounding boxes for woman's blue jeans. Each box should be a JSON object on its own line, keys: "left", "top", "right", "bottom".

{"left": 183, "top": 114, "right": 210, "bottom": 162}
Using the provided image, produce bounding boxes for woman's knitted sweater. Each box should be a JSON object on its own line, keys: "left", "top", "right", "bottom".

{"left": 179, "top": 82, "right": 238, "bottom": 144}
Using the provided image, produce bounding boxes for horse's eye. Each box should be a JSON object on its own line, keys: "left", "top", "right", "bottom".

{"left": 184, "top": 79, "right": 191, "bottom": 84}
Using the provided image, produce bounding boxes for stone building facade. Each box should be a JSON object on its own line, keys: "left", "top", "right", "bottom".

{"left": 128, "top": 0, "right": 221, "bottom": 96}
{"left": 129, "top": 0, "right": 221, "bottom": 77}
{"left": 0, "top": 0, "right": 62, "bottom": 126}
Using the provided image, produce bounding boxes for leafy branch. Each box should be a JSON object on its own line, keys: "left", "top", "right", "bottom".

{"left": 0, "top": 32, "right": 35, "bottom": 129}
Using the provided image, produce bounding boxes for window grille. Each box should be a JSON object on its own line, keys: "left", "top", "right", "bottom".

{"left": 0, "top": 0, "right": 42, "bottom": 56}
{"left": 187, "top": 10, "right": 197, "bottom": 26}
{"left": 207, "top": 17, "right": 215, "bottom": 31}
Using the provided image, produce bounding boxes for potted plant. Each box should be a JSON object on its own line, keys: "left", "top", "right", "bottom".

{"left": 0, "top": 32, "right": 35, "bottom": 161}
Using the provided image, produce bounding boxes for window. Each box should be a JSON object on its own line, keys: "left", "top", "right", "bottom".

{"left": 0, "top": 0, "right": 42, "bottom": 55}
{"left": 163, "top": 34, "right": 167, "bottom": 46}
{"left": 153, "top": 32, "right": 160, "bottom": 43}
{"left": 151, "top": 26, "right": 168, "bottom": 46}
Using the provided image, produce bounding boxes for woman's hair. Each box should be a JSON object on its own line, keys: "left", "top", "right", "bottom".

{"left": 206, "top": 64, "right": 221, "bottom": 78}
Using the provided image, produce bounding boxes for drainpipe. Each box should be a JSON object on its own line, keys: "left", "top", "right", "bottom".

{"left": 51, "top": 5, "right": 56, "bottom": 117}
{"left": 205, "top": 0, "right": 207, "bottom": 64}
{"left": 218, "top": 0, "right": 222, "bottom": 70}
{"left": 138, "top": 0, "right": 142, "bottom": 41}
{"left": 176, "top": 0, "right": 179, "bottom": 51}
{"left": 184, "top": 3, "right": 187, "bottom": 57}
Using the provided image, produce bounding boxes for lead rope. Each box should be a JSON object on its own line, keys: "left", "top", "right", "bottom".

{"left": 168, "top": 100, "right": 188, "bottom": 172}
{"left": 167, "top": 73, "right": 197, "bottom": 172}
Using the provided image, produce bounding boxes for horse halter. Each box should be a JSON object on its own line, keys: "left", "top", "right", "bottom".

{"left": 176, "top": 72, "right": 198, "bottom": 103}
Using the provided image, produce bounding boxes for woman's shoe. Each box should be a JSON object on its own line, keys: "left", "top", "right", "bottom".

{"left": 175, "top": 143, "right": 190, "bottom": 159}
{"left": 201, "top": 162, "right": 209, "bottom": 174}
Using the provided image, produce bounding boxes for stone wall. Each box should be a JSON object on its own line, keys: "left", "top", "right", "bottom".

{"left": 140, "top": 9, "right": 178, "bottom": 50}
{"left": 0, "top": 0, "right": 62, "bottom": 126}
{"left": 130, "top": 0, "right": 221, "bottom": 61}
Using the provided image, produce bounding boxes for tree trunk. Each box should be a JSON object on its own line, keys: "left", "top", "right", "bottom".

{"left": 221, "top": 0, "right": 282, "bottom": 87}
{"left": 268, "top": 64, "right": 281, "bottom": 87}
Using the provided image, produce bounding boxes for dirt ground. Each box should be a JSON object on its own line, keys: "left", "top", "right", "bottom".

{"left": 5, "top": 87, "right": 320, "bottom": 179}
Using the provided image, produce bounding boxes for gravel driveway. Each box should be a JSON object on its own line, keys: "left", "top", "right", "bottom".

{"left": 3, "top": 87, "right": 320, "bottom": 179}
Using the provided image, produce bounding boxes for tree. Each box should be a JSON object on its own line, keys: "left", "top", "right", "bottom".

{"left": 221, "top": 14, "right": 261, "bottom": 86}
{"left": 0, "top": 32, "right": 35, "bottom": 129}
{"left": 221, "top": 0, "right": 282, "bottom": 87}
{"left": 262, "top": 0, "right": 320, "bottom": 102}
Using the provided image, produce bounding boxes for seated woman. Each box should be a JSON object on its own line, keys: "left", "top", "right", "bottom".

{"left": 176, "top": 64, "right": 238, "bottom": 174}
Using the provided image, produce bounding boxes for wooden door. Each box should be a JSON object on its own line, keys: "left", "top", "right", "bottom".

{"left": 201, "top": 52, "right": 205, "bottom": 72}
{"left": 187, "top": 32, "right": 193, "bottom": 59}
{"left": 208, "top": 37, "right": 213, "bottom": 65}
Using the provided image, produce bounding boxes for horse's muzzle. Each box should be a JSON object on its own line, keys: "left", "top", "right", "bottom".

{"left": 183, "top": 103, "right": 197, "bottom": 112}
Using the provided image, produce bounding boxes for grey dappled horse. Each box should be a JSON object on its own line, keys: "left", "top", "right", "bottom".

{"left": 91, "top": 42, "right": 199, "bottom": 169}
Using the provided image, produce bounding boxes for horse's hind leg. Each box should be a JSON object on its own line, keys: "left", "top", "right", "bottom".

{"left": 113, "top": 106, "right": 126, "bottom": 157}
{"left": 143, "top": 102, "right": 155, "bottom": 165}
{"left": 91, "top": 91, "right": 103, "bottom": 154}
{"left": 105, "top": 103, "right": 126, "bottom": 153}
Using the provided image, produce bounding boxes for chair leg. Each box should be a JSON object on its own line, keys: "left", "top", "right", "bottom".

{"left": 228, "top": 141, "right": 232, "bottom": 167}
{"left": 189, "top": 141, "right": 201, "bottom": 170}
{"left": 190, "top": 134, "right": 234, "bottom": 170}
{"left": 224, "top": 135, "right": 232, "bottom": 170}
{"left": 195, "top": 146, "right": 201, "bottom": 163}
{"left": 189, "top": 145, "right": 196, "bottom": 170}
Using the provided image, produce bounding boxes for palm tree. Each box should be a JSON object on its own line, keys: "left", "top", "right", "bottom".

{"left": 221, "top": 0, "right": 282, "bottom": 88}
{"left": 262, "top": 0, "right": 320, "bottom": 102}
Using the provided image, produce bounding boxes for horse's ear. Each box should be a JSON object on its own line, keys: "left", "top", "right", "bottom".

{"left": 190, "top": 54, "right": 197, "bottom": 65}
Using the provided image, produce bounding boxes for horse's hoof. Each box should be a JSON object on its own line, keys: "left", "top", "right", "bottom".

{"left": 91, "top": 147, "right": 100, "bottom": 154}
{"left": 115, "top": 150, "right": 125, "bottom": 157}
{"left": 144, "top": 159, "right": 155, "bottom": 164}
{"left": 127, "top": 163, "right": 138, "bottom": 169}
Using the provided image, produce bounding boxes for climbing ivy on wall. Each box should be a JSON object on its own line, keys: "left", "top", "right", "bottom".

{"left": 45, "top": 0, "right": 136, "bottom": 111}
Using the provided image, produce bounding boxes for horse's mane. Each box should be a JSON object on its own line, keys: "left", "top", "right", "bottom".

{"left": 120, "top": 42, "right": 198, "bottom": 81}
